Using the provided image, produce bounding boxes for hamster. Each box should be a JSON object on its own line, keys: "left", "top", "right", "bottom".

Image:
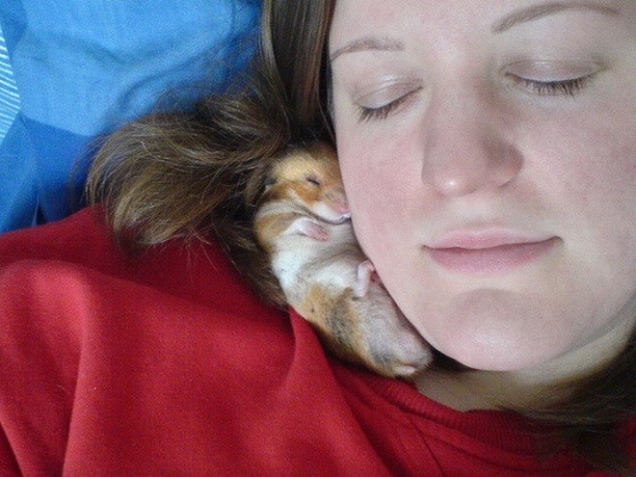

{"left": 254, "top": 142, "right": 432, "bottom": 378}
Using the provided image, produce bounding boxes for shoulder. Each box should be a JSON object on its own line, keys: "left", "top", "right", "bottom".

{"left": 0, "top": 206, "right": 297, "bottom": 381}
{"left": 0, "top": 207, "right": 121, "bottom": 270}
{"left": 0, "top": 207, "right": 261, "bottom": 310}
{"left": 0, "top": 210, "right": 391, "bottom": 474}
{"left": 0, "top": 204, "right": 294, "bottom": 354}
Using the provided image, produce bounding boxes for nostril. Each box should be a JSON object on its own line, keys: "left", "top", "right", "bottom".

{"left": 336, "top": 202, "right": 351, "bottom": 218}
{"left": 325, "top": 191, "right": 350, "bottom": 216}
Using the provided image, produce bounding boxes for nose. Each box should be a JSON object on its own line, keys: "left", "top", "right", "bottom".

{"left": 421, "top": 91, "right": 523, "bottom": 198}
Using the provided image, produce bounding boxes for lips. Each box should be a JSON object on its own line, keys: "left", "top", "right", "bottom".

{"left": 425, "top": 236, "right": 558, "bottom": 274}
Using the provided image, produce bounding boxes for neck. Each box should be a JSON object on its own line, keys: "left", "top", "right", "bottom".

{"left": 415, "top": 368, "right": 570, "bottom": 412}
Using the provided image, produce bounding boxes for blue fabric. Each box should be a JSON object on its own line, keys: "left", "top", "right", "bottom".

{"left": 0, "top": 114, "right": 37, "bottom": 230}
{"left": 0, "top": 26, "right": 20, "bottom": 143}
{"left": 0, "top": 0, "right": 260, "bottom": 232}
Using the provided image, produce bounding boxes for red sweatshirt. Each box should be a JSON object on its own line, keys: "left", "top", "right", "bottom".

{"left": 0, "top": 207, "right": 631, "bottom": 476}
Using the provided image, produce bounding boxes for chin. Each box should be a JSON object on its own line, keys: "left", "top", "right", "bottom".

{"left": 441, "top": 343, "right": 559, "bottom": 372}
{"left": 411, "top": 288, "right": 580, "bottom": 372}
{"left": 431, "top": 318, "right": 584, "bottom": 373}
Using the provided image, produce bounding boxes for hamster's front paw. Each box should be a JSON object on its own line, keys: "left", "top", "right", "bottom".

{"left": 293, "top": 217, "right": 329, "bottom": 241}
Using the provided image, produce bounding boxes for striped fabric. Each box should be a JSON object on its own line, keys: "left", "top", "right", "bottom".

{"left": 0, "top": 24, "right": 20, "bottom": 144}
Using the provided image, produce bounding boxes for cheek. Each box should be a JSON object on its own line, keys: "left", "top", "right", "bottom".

{"left": 520, "top": 116, "right": 636, "bottom": 320}
{"left": 337, "top": 135, "right": 419, "bottom": 254}
{"left": 543, "top": 119, "right": 636, "bottom": 242}
{"left": 564, "top": 137, "right": 636, "bottom": 204}
{"left": 533, "top": 84, "right": 636, "bottom": 211}
{"left": 577, "top": 142, "right": 636, "bottom": 278}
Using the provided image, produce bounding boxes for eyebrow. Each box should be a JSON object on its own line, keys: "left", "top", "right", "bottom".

{"left": 492, "top": 2, "right": 621, "bottom": 33}
{"left": 330, "top": 3, "right": 619, "bottom": 60}
{"left": 330, "top": 36, "right": 404, "bottom": 62}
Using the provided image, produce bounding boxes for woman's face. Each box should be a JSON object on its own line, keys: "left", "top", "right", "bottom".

{"left": 329, "top": 0, "right": 636, "bottom": 372}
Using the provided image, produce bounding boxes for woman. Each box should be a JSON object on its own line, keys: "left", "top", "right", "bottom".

{"left": 1, "top": 0, "right": 635, "bottom": 475}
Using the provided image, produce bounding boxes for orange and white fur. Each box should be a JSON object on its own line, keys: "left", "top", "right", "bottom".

{"left": 254, "top": 142, "right": 432, "bottom": 378}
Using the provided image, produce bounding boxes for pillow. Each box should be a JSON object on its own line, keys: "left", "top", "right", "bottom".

{"left": 0, "top": 0, "right": 260, "bottom": 232}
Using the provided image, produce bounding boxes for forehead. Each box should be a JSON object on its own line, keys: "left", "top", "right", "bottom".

{"left": 273, "top": 149, "right": 339, "bottom": 181}
{"left": 329, "top": 0, "right": 629, "bottom": 52}
{"left": 329, "top": 0, "right": 490, "bottom": 41}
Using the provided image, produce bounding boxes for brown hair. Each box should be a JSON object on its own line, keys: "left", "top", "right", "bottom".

{"left": 87, "top": 0, "right": 635, "bottom": 473}
{"left": 87, "top": 0, "right": 335, "bottom": 306}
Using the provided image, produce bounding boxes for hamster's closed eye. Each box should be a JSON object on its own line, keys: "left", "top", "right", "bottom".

{"left": 305, "top": 175, "right": 321, "bottom": 186}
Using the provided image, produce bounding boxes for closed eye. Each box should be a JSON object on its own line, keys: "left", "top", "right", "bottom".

{"left": 508, "top": 74, "right": 595, "bottom": 97}
{"left": 358, "top": 88, "right": 421, "bottom": 122}
{"left": 305, "top": 175, "right": 321, "bottom": 186}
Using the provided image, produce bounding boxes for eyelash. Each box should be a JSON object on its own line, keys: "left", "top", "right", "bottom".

{"left": 356, "top": 74, "right": 595, "bottom": 123}
{"left": 508, "top": 75, "right": 595, "bottom": 97}
{"left": 358, "top": 93, "right": 413, "bottom": 123}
